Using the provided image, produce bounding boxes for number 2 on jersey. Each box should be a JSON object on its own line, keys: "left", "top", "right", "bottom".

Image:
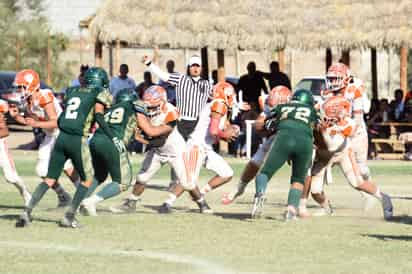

{"left": 280, "top": 106, "right": 310, "bottom": 123}
{"left": 65, "top": 97, "right": 81, "bottom": 119}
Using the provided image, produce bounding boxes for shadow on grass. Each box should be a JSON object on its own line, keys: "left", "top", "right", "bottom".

{"left": 0, "top": 204, "right": 25, "bottom": 210}
{"left": 387, "top": 215, "right": 412, "bottom": 225}
{"left": 391, "top": 196, "right": 412, "bottom": 200}
{"left": 362, "top": 234, "right": 412, "bottom": 241}
{"left": 214, "top": 212, "right": 251, "bottom": 220}
{"left": 145, "top": 184, "right": 170, "bottom": 192}
{"left": 0, "top": 214, "right": 58, "bottom": 224}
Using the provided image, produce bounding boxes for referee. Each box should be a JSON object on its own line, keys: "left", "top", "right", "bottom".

{"left": 142, "top": 55, "right": 212, "bottom": 140}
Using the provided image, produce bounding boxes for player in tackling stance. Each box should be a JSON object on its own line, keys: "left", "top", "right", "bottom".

{"left": 80, "top": 88, "right": 174, "bottom": 215}
{"left": 253, "top": 89, "right": 318, "bottom": 220}
{"left": 16, "top": 67, "right": 113, "bottom": 228}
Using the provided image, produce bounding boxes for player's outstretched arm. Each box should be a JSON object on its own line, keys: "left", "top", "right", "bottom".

{"left": 25, "top": 102, "right": 58, "bottom": 129}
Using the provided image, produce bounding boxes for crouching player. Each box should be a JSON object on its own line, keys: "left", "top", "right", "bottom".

{"left": 223, "top": 85, "right": 292, "bottom": 204}
{"left": 0, "top": 99, "right": 31, "bottom": 205}
{"left": 305, "top": 95, "right": 393, "bottom": 220}
{"left": 16, "top": 67, "right": 113, "bottom": 228}
{"left": 81, "top": 88, "right": 175, "bottom": 215}
{"left": 253, "top": 89, "right": 318, "bottom": 220}
{"left": 157, "top": 81, "right": 239, "bottom": 213}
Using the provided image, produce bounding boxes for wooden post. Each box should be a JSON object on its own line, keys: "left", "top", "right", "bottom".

{"left": 115, "top": 39, "right": 120, "bottom": 72}
{"left": 278, "top": 49, "right": 285, "bottom": 72}
{"left": 108, "top": 43, "right": 114, "bottom": 77}
{"left": 47, "top": 33, "right": 52, "bottom": 85}
{"left": 235, "top": 48, "right": 240, "bottom": 76}
{"left": 16, "top": 36, "right": 20, "bottom": 71}
{"left": 217, "top": 49, "right": 225, "bottom": 68}
{"left": 341, "top": 49, "right": 350, "bottom": 67}
{"left": 201, "top": 47, "right": 209, "bottom": 79}
{"left": 94, "top": 40, "right": 103, "bottom": 67}
{"left": 371, "top": 48, "right": 378, "bottom": 99}
{"left": 400, "top": 46, "right": 408, "bottom": 95}
{"left": 326, "top": 48, "right": 332, "bottom": 72}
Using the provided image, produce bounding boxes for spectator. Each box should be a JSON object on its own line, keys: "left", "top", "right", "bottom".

{"left": 71, "top": 64, "right": 89, "bottom": 87}
{"left": 238, "top": 61, "right": 268, "bottom": 112}
{"left": 258, "top": 61, "right": 291, "bottom": 90}
{"left": 158, "top": 60, "right": 177, "bottom": 105}
{"left": 367, "top": 99, "right": 391, "bottom": 157}
{"left": 399, "top": 102, "right": 412, "bottom": 159}
{"left": 109, "top": 64, "right": 136, "bottom": 97}
{"left": 136, "top": 71, "right": 155, "bottom": 99}
{"left": 389, "top": 89, "right": 404, "bottom": 121}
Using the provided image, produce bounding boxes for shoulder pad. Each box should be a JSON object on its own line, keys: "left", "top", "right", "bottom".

{"left": 211, "top": 99, "right": 227, "bottom": 115}
{"left": 38, "top": 89, "right": 54, "bottom": 107}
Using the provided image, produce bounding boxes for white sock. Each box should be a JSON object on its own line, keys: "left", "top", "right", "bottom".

{"left": 86, "top": 194, "right": 103, "bottom": 205}
{"left": 373, "top": 187, "right": 382, "bottom": 200}
{"left": 200, "top": 184, "right": 211, "bottom": 195}
{"left": 165, "top": 194, "right": 177, "bottom": 205}
{"left": 128, "top": 193, "right": 140, "bottom": 201}
{"left": 299, "top": 198, "right": 307, "bottom": 209}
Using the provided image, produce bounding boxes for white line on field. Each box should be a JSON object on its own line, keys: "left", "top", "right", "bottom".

{"left": 0, "top": 240, "right": 236, "bottom": 274}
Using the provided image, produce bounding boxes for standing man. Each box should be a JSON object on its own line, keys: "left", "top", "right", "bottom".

{"left": 258, "top": 61, "right": 291, "bottom": 90}
{"left": 238, "top": 62, "right": 268, "bottom": 112}
{"left": 109, "top": 64, "right": 136, "bottom": 97}
{"left": 158, "top": 60, "right": 177, "bottom": 105}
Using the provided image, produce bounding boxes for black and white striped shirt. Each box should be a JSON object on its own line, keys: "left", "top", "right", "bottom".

{"left": 167, "top": 73, "right": 212, "bottom": 120}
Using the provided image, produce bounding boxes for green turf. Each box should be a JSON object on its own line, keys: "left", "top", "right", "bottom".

{"left": 0, "top": 150, "right": 411, "bottom": 274}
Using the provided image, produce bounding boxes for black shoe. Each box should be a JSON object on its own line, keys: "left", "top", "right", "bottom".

{"left": 15, "top": 211, "right": 32, "bottom": 228}
{"left": 381, "top": 193, "right": 393, "bottom": 221}
{"left": 59, "top": 212, "right": 80, "bottom": 228}
{"left": 158, "top": 203, "right": 172, "bottom": 214}
{"left": 197, "top": 200, "right": 213, "bottom": 214}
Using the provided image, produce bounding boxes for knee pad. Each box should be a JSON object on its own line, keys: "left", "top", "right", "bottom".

{"left": 359, "top": 165, "right": 371, "bottom": 181}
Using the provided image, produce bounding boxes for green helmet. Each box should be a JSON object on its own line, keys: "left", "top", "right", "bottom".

{"left": 292, "top": 89, "right": 314, "bottom": 106}
{"left": 84, "top": 67, "right": 109, "bottom": 89}
{"left": 115, "top": 88, "right": 137, "bottom": 104}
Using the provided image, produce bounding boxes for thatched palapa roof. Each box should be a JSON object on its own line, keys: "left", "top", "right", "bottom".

{"left": 89, "top": 0, "right": 412, "bottom": 50}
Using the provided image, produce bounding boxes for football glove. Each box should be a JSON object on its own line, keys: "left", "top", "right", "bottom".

{"left": 112, "top": 137, "right": 126, "bottom": 153}
{"left": 264, "top": 117, "right": 277, "bottom": 133}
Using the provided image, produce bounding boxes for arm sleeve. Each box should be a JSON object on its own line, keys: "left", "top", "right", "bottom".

{"left": 95, "top": 112, "right": 116, "bottom": 139}
{"left": 148, "top": 63, "right": 182, "bottom": 86}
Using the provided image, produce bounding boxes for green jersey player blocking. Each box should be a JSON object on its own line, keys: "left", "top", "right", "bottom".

{"left": 16, "top": 67, "right": 114, "bottom": 228}
{"left": 79, "top": 88, "right": 174, "bottom": 216}
{"left": 252, "top": 89, "right": 319, "bottom": 220}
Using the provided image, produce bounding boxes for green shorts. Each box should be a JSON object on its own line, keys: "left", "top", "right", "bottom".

{"left": 47, "top": 131, "right": 93, "bottom": 182}
{"left": 259, "top": 129, "right": 313, "bottom": 184}
{"left": 89, "top": 133, "right": 132, "bottom": 190}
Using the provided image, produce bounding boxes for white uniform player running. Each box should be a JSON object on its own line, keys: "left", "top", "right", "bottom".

{"left": 0, "top": 99, "right": 31, "bottom": 205}
{"left": 222, "top": 85, "right": 292, "bottom": 204}
{"left": 306, "top": 95, "right": 393, "bottom": 220}
{"left": 9, "top": 69, "right": 77, "bottom": 207}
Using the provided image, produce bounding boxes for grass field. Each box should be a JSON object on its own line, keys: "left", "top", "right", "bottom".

{"left": 0, "top": 150, "right": 412, "bottom": 274}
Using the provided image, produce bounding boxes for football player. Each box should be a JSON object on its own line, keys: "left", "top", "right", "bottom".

{"left": 222, "top": 85, "right": 292, "bottom": 204}
{"left": 253, "top": 89, "right": 319, "bottom": 220}
{"left": 109, "top": 85, "right": 185, "bottom": 213}
{"left": 157, "top": 81, "right": 239, "bottom": 213}
{"left": 80, "top": 88, "right": 175, "bottom": 215}
{"left": 0, "top": 99, "right": 31, "bottom": 205}
{"left": 9, "top": 69, "right": 74, "bottom": 207}
{"left": 16, "top": 67, "right": 113, "bottom": 228}
{"left": 305, "top": 95, "right": 393, "bottom": 220}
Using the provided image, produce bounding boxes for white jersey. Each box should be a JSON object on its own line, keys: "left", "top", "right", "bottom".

{"left": 28, "top": 88, "right": 62, "bottom": 137}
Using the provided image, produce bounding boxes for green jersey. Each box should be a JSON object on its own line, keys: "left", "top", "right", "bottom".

{"left": 95, "top": 100, "right": 143, "bottom": 145}
{"left": 58, "top": 86, "right": 112, "bottom": 136}
{"left": 270, "top": 102, "right": 319, "bottom": 137}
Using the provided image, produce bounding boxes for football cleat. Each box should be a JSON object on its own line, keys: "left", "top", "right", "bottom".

{"left": 251, "top": 194, "right": 265, "bottom": 219}
{"left": 59, "top": 212, "right": 80, "bottom": 228}
{"left": 381, "top": 193, "right": 393, "bottom": 221}
{"left": 158, "top": 203, "right": 172, "bottom": 214}
{"left": 312, "top": 200, "right": 334, "bottom": 217}
{"left": 198, "top": 200, "right": 213, "bottom": 214}
{"left": 57, "top": 192, "right": 72, "bottom": 208}
{"left": 15, "top": 211, "right": 32, "bottom": 228}
{"left": 109, "top": 198, "right": 138, "bottom": 214}
{"left": 284, "top": 209, "right": 298, "bottom": 221}
{"left": 79, "top": 199, "right": 97, "bottom": 216}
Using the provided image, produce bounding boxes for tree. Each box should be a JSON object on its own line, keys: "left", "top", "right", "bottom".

{"left": 0, "top": 0, "right": 74, "bottom": 91}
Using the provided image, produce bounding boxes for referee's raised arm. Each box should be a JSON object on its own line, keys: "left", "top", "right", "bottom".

{"left": 143, "top": 54, "right": 212, "bottom": 140}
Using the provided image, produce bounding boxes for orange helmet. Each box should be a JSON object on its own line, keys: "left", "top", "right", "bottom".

{"left": 142, "top": 85, "right": 167, "bottom": 117}
{"left": 326, "top": 63, "right": 351, "bottom": 93}
{"left": 213, "top": 82, "right": 236, "bottom": 108}
{"left": 267, "top": 85, "right": 292, "bottom": 107}
{"left": 322, "top": 95, "right": 351, "bottom": 124}
{"left": 14, "top": 69, "right": 40, "bottom": 98}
